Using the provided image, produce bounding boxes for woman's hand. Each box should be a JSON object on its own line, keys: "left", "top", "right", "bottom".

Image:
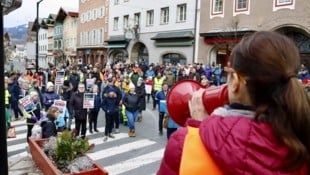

{"left": 188, "top": 88, "right": 209, "bottom": 121}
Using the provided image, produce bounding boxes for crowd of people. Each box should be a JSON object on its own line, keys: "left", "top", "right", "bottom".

{"left": 4, "top": 31, "right": 310, "bottom": 174}
{"left": 5, "top": 54, "right": 234, "bottom": 142}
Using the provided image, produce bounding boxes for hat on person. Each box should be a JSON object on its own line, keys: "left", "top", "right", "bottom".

{"left": 47, "top": 82, "right": 54, "bottom": 88}
{"left": 63, "top": 80, "right": 70, "bottom": 87}
{"left": 29, "top": 91, "right": 38, "bottom": 97}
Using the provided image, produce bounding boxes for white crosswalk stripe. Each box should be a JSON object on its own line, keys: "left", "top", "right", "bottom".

{"left": 7, "top": 118, "right": 165, "bottom": 175}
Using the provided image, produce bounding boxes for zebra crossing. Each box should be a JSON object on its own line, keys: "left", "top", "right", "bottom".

{"left": 7, "top": 115, "right": 167, "bottom": 175}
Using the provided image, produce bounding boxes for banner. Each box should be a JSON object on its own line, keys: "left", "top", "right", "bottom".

{"left": 19, "top": 95, "right": 36, "bottom": 113}
{"left": 83, "top": 93, "right": 95, "bottom": 109}
{"left": 55, "top": 71, "right": 65, "bottom": 86}
{"left": 53, "top": 100, "right": 67, "bottom": 116}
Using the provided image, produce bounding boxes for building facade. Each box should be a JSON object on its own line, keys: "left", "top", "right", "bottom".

{"left": 108, "top": 0, "right": 198, "bottom": 65}
{"left": 46, "top": 14, "right": 56, "bottom": 68}
{"left": 62, "top": 8, "right": 79, "bottom": 65}
{"left": 38, "top": 19, "right": 49, "bottom": 69}
{"left": 198, "top": 0, "right": 310, "bottom": 68}
{"left": 76, "top": 0, "right": 108, "bottom": 68}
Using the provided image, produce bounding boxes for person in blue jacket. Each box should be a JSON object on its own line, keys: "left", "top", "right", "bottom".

{"left": 155, "top": 83, "right": 169, "bottom": 136}
{"left": 89, "top": 84, "right": 101, "bottom": 133}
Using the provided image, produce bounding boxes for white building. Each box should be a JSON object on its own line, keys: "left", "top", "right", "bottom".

{"left": 61, "top": 7, "right": 79, "bottom": 65}
{"left": 107, "top": 0, "right": 198, "bottom": 65}
{"left": 38, "top": 19, "right": 49, "bottom": 69}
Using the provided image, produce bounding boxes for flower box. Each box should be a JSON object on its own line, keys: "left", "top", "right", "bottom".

{"left": 29, "top": 138, "right": 109, "bottom": 175}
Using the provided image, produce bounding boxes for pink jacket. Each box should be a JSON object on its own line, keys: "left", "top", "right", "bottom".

{"left": 157, "top": 108, "right": 308, "bottom": 175}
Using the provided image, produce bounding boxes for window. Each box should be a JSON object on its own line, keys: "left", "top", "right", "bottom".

{"left": 210, "top": 0, "right": 224, "bottom": 18}
{"left": 114, "top": 0, "right": 119, "bottom": 5}
{"left": 214, "top": 0, "right": 223, "bottom": 13}
{"left": 160, "top": 7, "right": 169, "bottom": 24}
{"left": 113, "top": 17, "right": 119, "bottom": 30}
{"left": 237, "top": 0, "right": 247, "bottom": 10}
{"left": 273, "top": 0, "right": 294, "bottom": 11}
{"left": 177, "top": 4, "right": 187, "bottom": 22}
{"left": 134, "top": 13, "right": 140, "bottom": 26}
{"left": 123, "top": 15, "right": 129, "bottom": 29}
{"left": 234, "top": 0, "right": 250, "bottom": 15}
{"left": 146, "top": 10, "right": 154, "bottom": 26}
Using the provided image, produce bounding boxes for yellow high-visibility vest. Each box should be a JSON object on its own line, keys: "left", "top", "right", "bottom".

{"left": 153, "top": 77, "right": 164, "bottom": 91}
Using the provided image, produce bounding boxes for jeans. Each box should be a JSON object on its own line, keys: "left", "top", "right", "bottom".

{"left": 126, "top": 110, "right": 139, "bottom": 130}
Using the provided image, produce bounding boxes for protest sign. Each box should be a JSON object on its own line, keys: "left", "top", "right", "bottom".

{"left": 19, "top": 95, "right": 36, "bottom": 113}
{"left": 55, "top": 71, "right": 65, "bottom": 86}
{"left": 83, "top": 93, "right": 95, "bottom": 109}
{"left": 86, "top": 78, "right": 95, "bottom": 91}
{"left": 53, "top": 100, "right": 67, "bottom": 116}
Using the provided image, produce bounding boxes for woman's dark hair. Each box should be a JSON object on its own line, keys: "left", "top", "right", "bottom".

{"left": 230, "top": 31, "right": 310, "bottom": 171}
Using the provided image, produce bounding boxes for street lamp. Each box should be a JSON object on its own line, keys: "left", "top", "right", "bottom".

{"left": 35, "top": 0, "right": 44, "bottom": 73}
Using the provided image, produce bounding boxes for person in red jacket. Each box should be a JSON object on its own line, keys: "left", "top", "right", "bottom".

{"left": 157, "top": 31, "right": 310, "bottom": 175}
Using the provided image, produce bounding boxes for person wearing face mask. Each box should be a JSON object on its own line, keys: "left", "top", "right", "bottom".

{"left": 157, "top": 31, "right": 310, "bottom": 175}
{"left": 69, "top": 83, "right": 88, "bottom": 139}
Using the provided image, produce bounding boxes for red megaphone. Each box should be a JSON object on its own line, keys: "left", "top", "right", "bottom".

{"left": 167, "top": 80, "right": 229, "bottom": 126}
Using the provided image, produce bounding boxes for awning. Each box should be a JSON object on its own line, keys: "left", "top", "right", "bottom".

{"left": 155, "top": 41, "right": 193, "bottom": 47}
{"left": 151, "top": 31, "right": 194, "bottom": 40}
{"left": 200, "top": 28, "right": 256, "bottom": 44}
{"left": 106, "top": 35, "right": 126, "bottom": 42}
{"left": 104, "top": 43, "right": 127, "bottom": 48}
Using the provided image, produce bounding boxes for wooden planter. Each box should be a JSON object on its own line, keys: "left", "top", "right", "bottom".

{"left": 29, "top": 138, "right": 109, "bottom": 175}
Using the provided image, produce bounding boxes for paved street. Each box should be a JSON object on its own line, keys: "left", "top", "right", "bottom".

{"left": 7, "top": 102, "right": 168, "bottom": 175}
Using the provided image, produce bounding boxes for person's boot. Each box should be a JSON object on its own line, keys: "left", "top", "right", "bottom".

{"left": 108, "top": 133, "right": 115, "bottom": 138}
{"left": 128, "top": 130, "right": 132, "bottom": 137}
{"left": 103, "top": 136, "right": 108, "bottom": 142}
{"left": 137, "top": 115, "right": 142, "bottom": 122}
{"left": 131, "top": 130, "right": 136, "bottom": 137}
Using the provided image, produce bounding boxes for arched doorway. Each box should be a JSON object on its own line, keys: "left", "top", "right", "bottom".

{"left": 162, "top": 53, "right": 186, "bottom": 65}
{"left": 108, "top": 49, "right": 128, "bottom": 64}
{"left": 131, "top": 42, "right": 149, "bottom": 63}
{"left": 276, "top": 27, "right": 310, "bottom": 70}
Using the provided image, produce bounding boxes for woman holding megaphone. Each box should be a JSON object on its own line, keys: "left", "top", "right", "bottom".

{"left": 157, "top": 31, "right": 310, "bottom": 175}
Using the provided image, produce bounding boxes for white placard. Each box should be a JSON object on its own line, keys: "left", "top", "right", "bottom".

{"left": 83, "top": 93, "right": 95, "bottom": 109}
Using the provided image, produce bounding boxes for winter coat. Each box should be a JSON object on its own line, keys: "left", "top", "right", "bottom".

{"left": 123, "top": 92, "right": 140, "bottom": 112}
{"left": 157, "top": 104, "right": 308, "bottom": 175}
{"left": 69, "top": 92, "right": 87, "bottom": 120}
{"left": 91, "top": 93, "right": 101, "bottom": 112}
{"left": 135, "top": 84, "right": 146, "bottom": 111}
{"left": 41, "top": 114, "right": 57, "bottom": 138}
{"left": 8, "top": 80, "right": 20, "bottom": 102}
{"left": 42, "top": 91, "right": 60, "bottom": 110}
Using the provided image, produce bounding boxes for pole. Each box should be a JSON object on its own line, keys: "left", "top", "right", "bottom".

{"left": 36, "top": 0, "right": 43, "bottom": 73}
{"left": 192, "top": 0, "right": 200, "bottom": 64}
{"left": 0, "top": 4, "right": 9, "bottom": 175}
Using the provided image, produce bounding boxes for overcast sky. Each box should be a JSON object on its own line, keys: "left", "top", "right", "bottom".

{"left": 3, "top": 0, "right": 79, "bottom": 28}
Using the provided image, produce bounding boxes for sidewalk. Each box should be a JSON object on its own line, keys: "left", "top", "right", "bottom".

{"left": 8, "top": 152, "right": 42, "bottom": 175}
